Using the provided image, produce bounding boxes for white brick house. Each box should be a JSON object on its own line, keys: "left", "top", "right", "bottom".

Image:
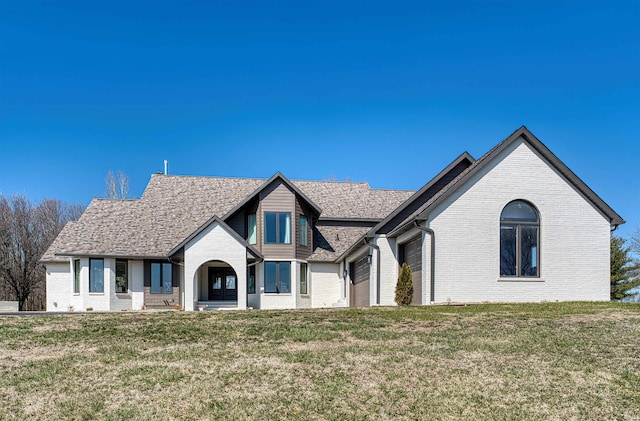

{"left": 42, "top": 127, "right": 623, "bottom": 311}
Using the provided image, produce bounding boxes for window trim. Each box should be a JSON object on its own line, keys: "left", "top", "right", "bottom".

{"left": 264, "top": 212, "right": 291, "bottom": 244}
{"left": 500, "top": 200, "right": 540, "bottom": 278}
{"left": 264, "top": 261, "right": 291, "bottom": 294}
{"left": 150, "top": 262, "right": 173, "bottom": 294}
{"left": 89, "top": 258, "right": 104, "bottom": 293}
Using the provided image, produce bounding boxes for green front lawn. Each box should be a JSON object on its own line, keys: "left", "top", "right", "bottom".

{"left": 1, "top": 302, "right": 638, "bottom": 420}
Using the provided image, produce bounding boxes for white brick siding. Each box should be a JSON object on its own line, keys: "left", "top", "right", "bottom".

{"left": 310, "top": 262, "right": 343, "bottom": 308}
{"left": 45, "top": 262, "right": 74, "bottom": 311}
{"left": 184, "top": 222, "right": 248, "bottom": 311}
{"left": 376, "top": 236, "right": 398, "bottom": 306}
{"left": 426, "top": 138, "right": 610, "bottom": 303}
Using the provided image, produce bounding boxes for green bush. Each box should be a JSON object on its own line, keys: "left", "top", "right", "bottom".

{"left": 395, "top": 263, "right": 414, "bottom": 306}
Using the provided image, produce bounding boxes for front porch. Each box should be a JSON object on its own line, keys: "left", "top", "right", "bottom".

{"left": 193, "top": 260, "right": 241, "bottom": 310}
{"left": 181, "top": 216, "right": 260, "bottom": 311}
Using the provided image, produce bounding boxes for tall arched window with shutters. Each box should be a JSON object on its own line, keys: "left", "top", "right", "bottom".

{"left": 500, "top": 200, "right": 539, "bottom": 277}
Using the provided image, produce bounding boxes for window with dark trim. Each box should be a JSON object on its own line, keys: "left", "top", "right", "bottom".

{"left": 115, "top": 259, "right": 128, "bottom": 293}
{"left": 73, "top": 259, "right": 80, "bottom": 294}
{"left": 151, "top": 262, "right": 173, "bottom": 294}
{"left": 299, "top": 263, "right": 308, "bottom": 295}
{"left": 265, "top": 212, "right": 291, "bottom": 244}
{"left": 89, "top": 258, "right": 104, "bottom": 293}
{"left": 299, "top": 215, "right": 308, "bottom": 247}
{"left": 500, "top": 200, "right": 539, "bottom": 277}
{"left": 247, "top": 214, "right": 257, "bottom": 245}
{"left": 264, "top": 261, "right": 291, "bottom": 293}
{"left": 248, "top": 265, "right": 256, "bottom": 294}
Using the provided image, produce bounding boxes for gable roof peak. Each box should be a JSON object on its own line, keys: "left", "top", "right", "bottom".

{"left": 415, "top": 126, "right": 624, "bottom": 226}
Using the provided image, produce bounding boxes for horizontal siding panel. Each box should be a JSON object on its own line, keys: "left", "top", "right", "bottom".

{"left": 260, "top": 180, "right": 295, "bottom": 259}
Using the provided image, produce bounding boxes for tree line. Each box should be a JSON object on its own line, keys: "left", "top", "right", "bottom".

{"left": 0, "top": 171, "right": 130, "bottom": 311}
{"left": 0, "top": 195, "right": 84, "bottom": 310}
{"left": 611, "top": 232, "right": 640, "bottom": 301}
{"left": 1, "top": 174, "right": 638, "bottom": 309}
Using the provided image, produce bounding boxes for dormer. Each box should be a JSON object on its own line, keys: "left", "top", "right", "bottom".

{"left": 223, "top": 173, "right": 321, "bottom": 260}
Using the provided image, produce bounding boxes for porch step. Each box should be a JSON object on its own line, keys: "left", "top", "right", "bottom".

{"left": 196, "top": 301, "right": 239, "bottom": 311}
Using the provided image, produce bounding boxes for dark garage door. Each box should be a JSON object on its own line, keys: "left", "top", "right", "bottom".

{"left": 400, "top": 236, "right": 422, "bottom": 305}
{"left": 349, "top": 255, "right": 370, "bottom": 307}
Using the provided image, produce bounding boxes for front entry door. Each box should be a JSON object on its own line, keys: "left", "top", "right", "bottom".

{"left": 208, "top": 268, "right": 238, "bottom": 301}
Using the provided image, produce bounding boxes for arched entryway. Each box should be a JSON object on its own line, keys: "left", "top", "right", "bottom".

{"left": 195, "top": 260, "right": 238, "bottom": 309}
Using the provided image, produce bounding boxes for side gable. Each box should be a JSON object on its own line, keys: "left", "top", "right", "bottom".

{"left": 374, "top": 152, "right": 475, "bottom": 235}
{"left": 168, "top": 215, "right": 262, "bottom": 259}
{"left": 416, "top": 126, "right": 624, "bottom": 226}
{"left": 334, "top": 152, "right": 475, "bottom": 262}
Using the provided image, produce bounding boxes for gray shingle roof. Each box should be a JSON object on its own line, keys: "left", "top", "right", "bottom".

{"left": 294, "top": 181, "right": 413, "bottom": 220}
{"left": 307, "top": 225, "right": 372, "bottom": 262}
{"left": 42, "top": 174, "right": 414, "bottom": 262}
{"left": 40, "top": 221, "right": 78, "bottom": 262}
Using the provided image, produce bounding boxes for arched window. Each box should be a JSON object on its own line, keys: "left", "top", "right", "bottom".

{"left": 500, "top": 200, "right": 539, "bottom": 277}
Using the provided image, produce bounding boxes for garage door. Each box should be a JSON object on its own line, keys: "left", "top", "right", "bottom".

{"left": 349, "top": 255, "right": 370, "bottom": 307}
{"left": 400, "top": 236, "right": 422, "bottom": 305}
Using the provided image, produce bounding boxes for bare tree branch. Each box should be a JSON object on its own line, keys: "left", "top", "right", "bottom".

{"left": 105, "top": 170, "right": 129, "bottom": 200}
{"left": 117, "top": 170, "right": 129, "bottom": 200}
{"left": 0, "top": 194, "right": 84, "bottom": 310}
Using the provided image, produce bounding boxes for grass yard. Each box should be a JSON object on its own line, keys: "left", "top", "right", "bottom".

{"left": 0, "top": 302, "right": 639, "bottom": 420}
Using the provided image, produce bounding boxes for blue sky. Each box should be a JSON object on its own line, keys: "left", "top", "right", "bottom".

{"left": 1, "top": 1, "right": 639, "bottom": 239}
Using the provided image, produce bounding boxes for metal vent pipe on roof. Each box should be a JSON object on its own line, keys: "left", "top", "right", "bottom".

{"left": 164, "top": 160, "right": 168, "bottom": 175}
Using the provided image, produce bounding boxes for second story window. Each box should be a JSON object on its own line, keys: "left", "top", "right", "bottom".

{"left": 299, "top": 215, "right": 308, "bottom": 247}
{"left": 265, "top": 212, "right": 291, "bottom": 244}
{"left": 247, "top": 214, "right": 257, "bottom": 245}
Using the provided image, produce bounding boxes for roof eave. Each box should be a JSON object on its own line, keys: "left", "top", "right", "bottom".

{"left": 222, "top": 172, "right": 323, "bottom": 221}
{"left": 365, "top": 151, "right": 475, "bottom": 237}
{"left": 167, "top": 215, "right": 263, "bottom": 259}
{"left": 333, "top": 233, "right": 373, "bottom": 263}
{"left": 53, "top": 253, "right": 169, "bottom": 260}
{"left": 416, "top": 126, "right": 625, "bottom": 226}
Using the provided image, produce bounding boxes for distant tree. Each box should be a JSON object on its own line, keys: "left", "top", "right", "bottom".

{"left": 395, "top": 263, "right": 414, "bottom": 306}
{"left": 631, "top": 227, "right": 640, "bottom": 257}
{"left": 0, "top": 194, "right": 84, "bottom": 310}
{"left": 105, "top": 170, "right": 129, "bottom": 200}
{"left": 610, "top": 235, "right": 640, "bottom": 301}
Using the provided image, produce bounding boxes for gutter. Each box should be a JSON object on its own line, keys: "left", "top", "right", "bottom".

{"left": 414, "top": 220, "right": 436, "bottom": 303}
{"left": 364, "top": 237, "right": 381, "bottom": 305}
{"left": 246, "top": 258, "right": 264, "bottom": 268}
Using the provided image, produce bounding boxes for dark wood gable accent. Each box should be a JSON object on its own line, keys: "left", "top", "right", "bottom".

{"left": 295, "top": 195, "right": 314, "bottom": 260}
{"left": 259, "top": 179, "right": 296, "bottom": 259}
{"left": 226, "top": 197, "right": 259, "bottom": 241}
{"left": 378, "top": 159, "right": 470, "bottom": 234}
